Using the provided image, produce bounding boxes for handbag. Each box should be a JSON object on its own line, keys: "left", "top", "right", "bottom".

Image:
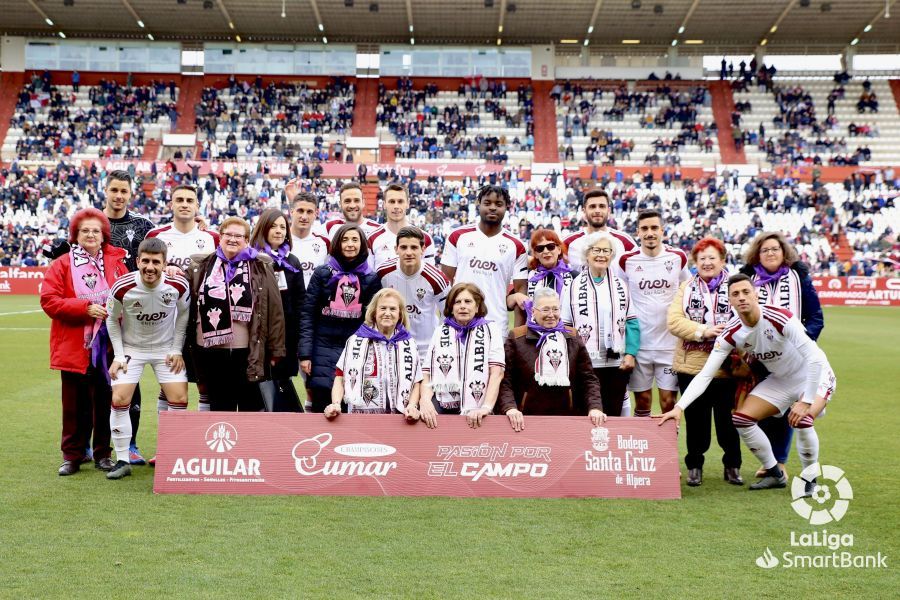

{"left": 258, "top": 379, "right": 302, "bottom": 412}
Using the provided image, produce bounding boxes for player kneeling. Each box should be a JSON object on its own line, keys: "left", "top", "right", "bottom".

{"left": 659, "top": 274, "right": 835, "bottom": 495}
{"left": 105, "top": 238, "right": 191, "bottom": 480}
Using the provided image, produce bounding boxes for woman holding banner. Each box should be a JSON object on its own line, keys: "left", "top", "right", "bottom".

{"left": 325, "top": 289, "right": 422, "bottom": 418}
{"left": 498, "top": 287, "right": 605, "bottom": 432}
{"left": 414, "top": 283, "right": 505, "bottom": 429}
{"left": 740, "top": 231, "right": 824, "bottom": 479}
{"left": 40, "top": 207, "right": 128, "bottom": 476}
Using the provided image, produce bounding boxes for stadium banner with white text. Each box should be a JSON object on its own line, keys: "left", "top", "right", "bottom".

{"left": 90, "top": 159, "right": 505, "bottom": 179}
{"left": 0, "top": 266, "right": 47, "bottom": 294}
{"left": 811, "top": 276, "right": 900, "bottom": 307}
{"left": 153, "top": 413, "right": 680, "bottom": 499}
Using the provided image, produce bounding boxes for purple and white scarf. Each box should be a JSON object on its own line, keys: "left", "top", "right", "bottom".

{"left": 339, "top": 324, "right": 418, "bottom": 414}
{"left": 198, "top": 249, "right": 255, "bottom": 347}
{"left": 427, "top": 318, "right": 492, "bottom": 413}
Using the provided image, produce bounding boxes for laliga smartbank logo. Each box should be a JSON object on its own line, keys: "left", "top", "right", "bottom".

{"left": 754, "top": 463, "right": 887, "bottom": 570}
{"left": 291, "top": 433, "right": 399, "bottom": 477}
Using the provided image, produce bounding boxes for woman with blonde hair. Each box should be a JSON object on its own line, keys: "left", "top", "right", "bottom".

{"left": 326, "top": 288, "right": 422, "bottom": 418}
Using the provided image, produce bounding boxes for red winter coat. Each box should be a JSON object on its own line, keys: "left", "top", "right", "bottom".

{"left": 40, "top": 245, "right": 128, "bottom": 374}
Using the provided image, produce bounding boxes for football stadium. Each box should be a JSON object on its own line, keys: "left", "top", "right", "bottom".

{"left": 0, "top": 1, "right": 898, "bottom": 597}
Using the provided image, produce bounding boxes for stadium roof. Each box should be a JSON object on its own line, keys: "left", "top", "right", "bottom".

{"left": 4, "top": 0, "right": 899, "bottom": 54}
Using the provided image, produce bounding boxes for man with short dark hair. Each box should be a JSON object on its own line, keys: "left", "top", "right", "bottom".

{"left": 377, "top": 226, "right": 450, "bottom": 362}
{"left": 619, "top": 210, "right": 691, "bottom": 417}
{"left": 102, "top": 170, "right": 155, "bottom": 464}
{"left": 660, "top": 274, "right": 835, "bottom": 494}
{"left": 324, "top": 182, "right": 380, "bottom": 240}
{"left": 368, "top": 184, "right": 436, "bottom": 268}
{"left": 564, "top": 188, "right": 636, "bottom": 273}
{"left": 441, "top": 185, "right": 527, "bottom": 336}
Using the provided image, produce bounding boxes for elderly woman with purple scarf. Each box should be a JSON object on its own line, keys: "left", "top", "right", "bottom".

{"left": 299, "top": 224, "right": 382, "bottom": 413}
{"left": 739, "top": 231, "right": 824, "bottom": 480}
{"left": 249, "top": 208, "right": 305, "bottom": 411}
{"left": 187, "top": 216, "right": 285, "bottom": 412}
{"left": 326, "top": 289, "right": 422, "bottom": 418}
{"left": 498, "top": 287, "right": 605, "bottom": 432}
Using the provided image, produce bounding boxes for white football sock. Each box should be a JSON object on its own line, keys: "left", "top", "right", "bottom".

{"left": 157, "top": 390, "right": 169, "bottom": 413}
{"left": 620, "top": 393, "right": 632, "bottom": 417}
{"left": 198, "top": 393, "right": 210, "bottom": 412}
{"left": 110, "top": 406, "right": 132, "bottom": 463}
{"left": 795, "top": 427, "right": 820, "bottom": 471}
{"left": 736, "top": 422, "right": 777, "bottom": 470}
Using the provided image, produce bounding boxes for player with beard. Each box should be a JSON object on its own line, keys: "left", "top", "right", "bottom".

{"left": 620, "top": 210, "right": 691, "bottom": 417}
{"left": 440, "top": 185, "right": 527, "bottom": 336}
{"left": 324, "top": 182, "right": 381, "bottom": 241}
{"left": 660, "top": 274, "right": 835, "bottom": 494}
{"left": 289, "top": 192, "right": 331, "bottom": 287}
{"left": 102, "top": 170, "right": 155, "bottom": 465}
{"left": 105, "top": 238, "right": 190, "bottom": 480}
{"left": 145, "top": 185, "right": 218, "bottom": 420}
{"left": 367, "top": 184, "right": 436, "bottom": 269}
{"left": 564, "top": 188, "right": 636, "bottom": 273}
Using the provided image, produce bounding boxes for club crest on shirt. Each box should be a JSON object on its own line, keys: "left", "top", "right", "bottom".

{"left": 547, "top": 348, "right": 563, "bottom": 370}
{"left": 161, "top": 291, "right": 176, "bottom": 306}
{"left": 577, "top": 323, "right": 592, "bottom": 344}
{"left": 362, "top": 380, "right": 379, "bottom": 405}
{"left": 416, "top": 287, "right": 426, "bottom": 301}
{"left": 340, "top": 282, "right": 357, "bottom": 306}
{"left": 196, "top": 239, "right": 206, "bottom": 249}
{"left": 469, "top": 381, "right": 485, "bottom": 402}
{"left": 664, "top": 259, "right": 674, "bottom": 273}
{"left": 313, "top": 244, "right": 321, "bottom": 254}
{"left": 765, "top": 328, "right": 774, "bottom": 342}
{"left": 437, "top": 354, "right": 453, "bottom": 376}
{"left": 126, "top": 228, "right": 135, "bottom": 243}
{"left": 498, "top": 243, "right": 508, "bottom": 255}
{"left": 82, "top": 273, "right": 98, "bottom": 290}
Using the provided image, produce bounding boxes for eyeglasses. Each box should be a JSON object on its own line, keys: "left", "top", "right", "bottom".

{"left": 78, "top": 228, "right": 102, "bottom": 236}
{"left": 222, "top": 232, "right": 246, "bottom": 240}
{"left": 534, "top": 307, "right": 561, "bottom": 315}
{"left": 534, "top": 243, "right": 558, "bottom": 253}
{"left": 589, "top": 247, "right": 613, "bottom": 255}
{"left": 760, "top": 246, "right": 782, "bottom": 255}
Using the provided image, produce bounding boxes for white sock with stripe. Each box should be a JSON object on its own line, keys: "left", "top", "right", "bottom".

{"left": 198, "top": 393, "right": 210, "bottom": 412}
{"left": 795, "top": 415, "right": 819, "bottom": 470}
{"left": 732, "top": 412, "right": 777, "bottom": 470}
{"left": 110, "top": 405, "right": 132, "bottom": 463}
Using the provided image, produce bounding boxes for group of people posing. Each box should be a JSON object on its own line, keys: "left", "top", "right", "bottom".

{"left": 41, "top": 173, "right": 834, "bottom": 498}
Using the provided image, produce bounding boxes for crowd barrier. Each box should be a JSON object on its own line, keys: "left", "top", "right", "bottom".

{"left": 153, "top": 413, "right": 680, "bottom": 499}
{"left": 6, "top": 268, "right": 898, "bottom": 306}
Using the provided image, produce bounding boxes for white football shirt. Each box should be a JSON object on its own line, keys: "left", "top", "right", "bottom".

{"left": 290, "top": 232, "right": 331, "bottom": 287}
{"left": 377, "top": 258, "right": 451, "bottom": 361}
{"left": 106, "top": 272, "right": 191, "bottom": 360}
{"left": 619, "top": 246, "right": 691, "bottom": 351}
{"left": 440, "top": 224, "right": 527, "bottom": 335}
{"left": 145, "top": 224, "right": 219, "bottom": 273}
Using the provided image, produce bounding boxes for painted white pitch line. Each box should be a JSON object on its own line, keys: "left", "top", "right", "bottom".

{"left": 0, "top": 309, "right": 43, "bottom": 317}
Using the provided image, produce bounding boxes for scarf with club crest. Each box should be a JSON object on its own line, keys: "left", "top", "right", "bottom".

{"left": 198, "top": 249, "right": 255, "bottom": 347}
{"left": 338, "top": 324, "right": 418, "bottom": 414}
{"left": 681, "top": 270, "right": 732, "bottom": 352}
{"left": 565, "top": 269, "right": 629, "bottom": 361}
{"left": 427, "top": 317, "right": 493, "bottom": 414}
{"left": 524, "top": 300, "right": 571, "bottom": 387}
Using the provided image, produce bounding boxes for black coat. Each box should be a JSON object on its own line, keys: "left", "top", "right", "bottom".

{"left": 271, "top": 253, "right": 306, "bottom": 379}
{"left": 299, "top": 263, "right": 382, "bottom": 390}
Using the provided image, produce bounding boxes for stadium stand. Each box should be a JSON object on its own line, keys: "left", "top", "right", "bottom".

{"left": 193, "top": 77, "right": 355, "bottom": 162}
{"left": 2, "top": 76, "right": 177, "bottom": 162}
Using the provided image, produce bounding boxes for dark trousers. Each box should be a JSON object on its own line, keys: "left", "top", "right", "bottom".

{"left": 759, "top": 414, "right": 794, "bottom": 464}
{"left": 197, "top": 348, "right": 263, "bottom": 412}
{"left": 60, "top": 368, "right": 111, "bottom": 461}
{"left": 678, "top": 373, "right": 741, "bottom": 470}
{"left": 594, "top": 367, "right": 630, "bottom": 417}
{"left": 308, "top": 388, "right": 339, "bottom": 413}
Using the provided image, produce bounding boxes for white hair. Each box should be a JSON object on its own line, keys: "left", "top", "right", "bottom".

{"left": 532, "top": 286, "right": 560, "bottom": 304}
{"left": 581, "top": 231, "right": 617, "bottom": 263}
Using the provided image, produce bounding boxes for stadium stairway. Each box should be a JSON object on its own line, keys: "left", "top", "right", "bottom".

{"left": 834, "top": 232, "right": 854, "bottom": 263}
{"left": 890, "top": 80, "right": 900, "bottom": 114}
{"left": 532, "top": 80, "right": 559, "bottom": 163}
{"left": 362, "top": 183, "right": 379, "bottom": 216}
{"left": 0, "top": 72, "right": 25, "bottom": 158}
{"left": 353, "top": 78, "right": 377, "bottom": 137}
{"left": 142, "top": 139, "right": 161, "bottom": 161}
{"left": 708, "top": 80, "right": 746, "bottom": 164}
{"left": 175, "top": 76, "right": 202, "bottom": 135}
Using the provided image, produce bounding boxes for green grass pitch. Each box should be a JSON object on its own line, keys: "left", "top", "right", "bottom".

{"left": 0, "top": 296, "right": 896, "bottom": 598}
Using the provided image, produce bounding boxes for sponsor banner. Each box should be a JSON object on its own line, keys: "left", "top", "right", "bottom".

{"left": 811, "top": 276, "right": 900, "bottom": 307}
{"left": 91, "top": 159, "right": 504, "bottom": 179}
{"left": 154, "top": 413, "right": 680, "bottom": 499}
{"left": 0, "top": 266, "right": 47, "bottom": 294}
